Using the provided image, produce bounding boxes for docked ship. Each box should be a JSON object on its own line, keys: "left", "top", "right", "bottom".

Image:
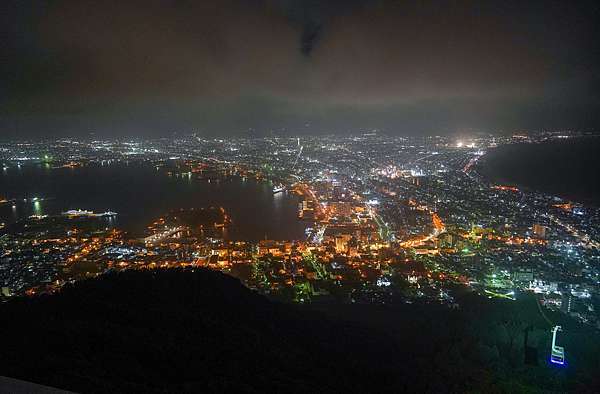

{"left": 62, "top": 209, "right": 118, "bottom": 218}
{"left": 273, "top": 185, "right": 285, "bottom": 194}
{"left": 63, "top": 209, "right": 94, "bottom": 217}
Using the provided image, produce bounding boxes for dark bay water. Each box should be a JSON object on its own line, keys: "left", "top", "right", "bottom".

{"left": 0, "top": 163, "right": 306, "bottom": 240}
{"left": 479, "top": 137, "right": 600, "bottom": 205}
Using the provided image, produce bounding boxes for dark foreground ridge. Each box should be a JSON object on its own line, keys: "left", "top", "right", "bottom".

{"left": 1, "top": 269, "right": 599, "bottom": 393}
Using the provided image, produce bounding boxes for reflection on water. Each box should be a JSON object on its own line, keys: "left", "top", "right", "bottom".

{"left": 11, "top": 203, "right": 17, "bottom": 221}
{"left": 0, "top": 163, "right": 306, "bottom": 240}
{"left": 32, "top": 200, "right": 42, "bottom": 216}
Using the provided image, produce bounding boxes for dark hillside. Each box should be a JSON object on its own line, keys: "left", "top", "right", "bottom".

{"left": 1, "top": 269, "right": 598, "bottom": 393}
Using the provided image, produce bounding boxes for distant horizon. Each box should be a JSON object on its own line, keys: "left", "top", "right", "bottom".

{"left": 2, "top": 128, "right": 600, "bottom": 142}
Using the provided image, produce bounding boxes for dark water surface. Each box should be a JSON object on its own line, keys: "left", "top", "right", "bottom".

{"left": 479, "top": 137, "right": 600, "bottom": 205}
{"left": 0, "top": 163, "right": 306, "bottom": 240}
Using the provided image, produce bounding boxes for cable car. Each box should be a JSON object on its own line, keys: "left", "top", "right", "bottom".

{"left": 550, "top": 326, "right": 565, "bottom": 365}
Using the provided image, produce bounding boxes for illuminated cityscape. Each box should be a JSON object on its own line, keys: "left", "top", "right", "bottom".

{"left": 2, "top": 132, "right": 599, "bottom": 328}
{"left": 3, "top": 0, "right": 600, "bottom": 392}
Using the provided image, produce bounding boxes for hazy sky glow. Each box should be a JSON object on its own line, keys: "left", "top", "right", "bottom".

{"left": 2, "top": 0, "right": 600, "bottom": 137}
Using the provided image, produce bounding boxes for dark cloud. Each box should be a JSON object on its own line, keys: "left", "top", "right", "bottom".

{"left": 271, "top": 0, "right": 374, "bottom": 56}
{"left": 1, "top": 0, "right": 600, "bottom": 137}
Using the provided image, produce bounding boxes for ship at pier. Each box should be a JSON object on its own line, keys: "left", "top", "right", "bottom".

{"left": 62, "top": 209, "right": 118, "bottom": 218}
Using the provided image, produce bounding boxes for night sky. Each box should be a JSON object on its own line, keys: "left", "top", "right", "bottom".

{"left": 2, "top": 0, "right": 600, "bottom": 137}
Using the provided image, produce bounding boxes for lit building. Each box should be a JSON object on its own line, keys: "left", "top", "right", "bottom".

{"left": 533, "top": 223, "right": 547, "bottom": 239}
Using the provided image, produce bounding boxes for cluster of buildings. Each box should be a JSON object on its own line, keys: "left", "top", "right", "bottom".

{"left": 1, "top": 131, "right": 599, "bottom": 327}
